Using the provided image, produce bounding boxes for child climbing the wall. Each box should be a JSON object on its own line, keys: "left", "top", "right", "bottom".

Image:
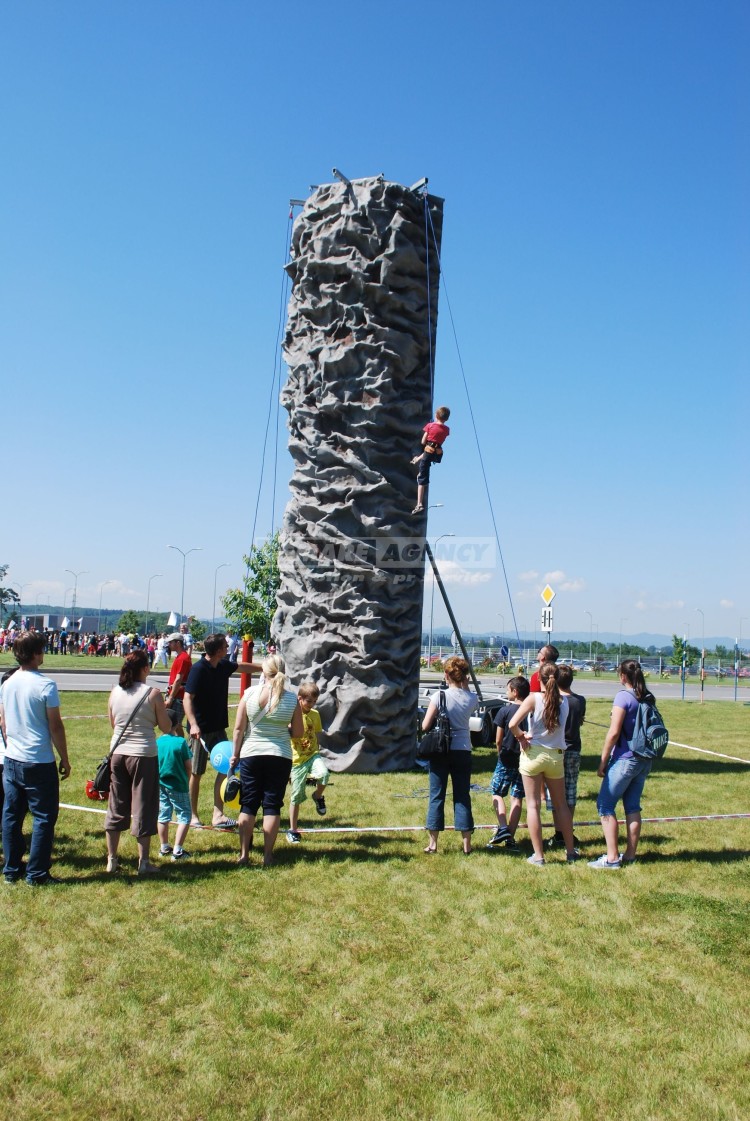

{"left": 411, "top": 405, "right": 451, "bottom": 514}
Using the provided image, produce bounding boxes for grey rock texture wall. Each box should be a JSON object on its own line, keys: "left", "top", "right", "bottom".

{"left": 274, "top": 175, "right": 443, "bottom": 772}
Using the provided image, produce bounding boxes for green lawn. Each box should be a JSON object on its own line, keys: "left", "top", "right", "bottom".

{"left": 0, "top": 695, "right": 748, "bottom": 1121}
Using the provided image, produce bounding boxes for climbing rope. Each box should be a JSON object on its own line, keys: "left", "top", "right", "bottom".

{"left": 423, "top": 193, "right": 435, "bottom": 400}
{"left": 247, "top": 208, "right": 293, "bottom": 559}
{"left": 423, "top": 194, "right": 524, "bottom": 660}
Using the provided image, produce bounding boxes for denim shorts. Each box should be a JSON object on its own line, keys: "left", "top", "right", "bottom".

{"left": 597, "top": 753, "right": 652, "bottom": 817}
{"left": 490, "top": 758, "right": 524, "bottom": 800}
{"left": 158, "top": 786, "right": 192, "bottom": 825}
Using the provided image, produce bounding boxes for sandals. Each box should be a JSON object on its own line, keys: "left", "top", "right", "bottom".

{"left": 106, "top": 856, "right": 119, "bottom": 874}
{"left": 137, "top": 861, "right": 162, "bottom": 876}
{"left": 213, "top": 817, "right": 237, "bottom": 831}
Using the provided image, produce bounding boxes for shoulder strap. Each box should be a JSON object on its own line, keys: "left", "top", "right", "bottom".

{"left": 109, "top": 686, "right": 153, "bottom": 758}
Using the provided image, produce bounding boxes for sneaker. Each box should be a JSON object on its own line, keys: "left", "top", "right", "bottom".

{"left": 621, "top": 856, "right": 636, "bottom": 866}
{"left": 527, "top": 855, "right": 546, "bottom": 866}
{"left": 486, "top": 827, "right": 509, "bottom": 847}
{"left": 504, "top": 837, "right": 521, "bottom": 853}
{"left": 4, "top": 874, "right": 20, "bottom": 885}
{"left": 286, "top": 830, "right": 302, "bottom": 844}
{"left": 545, "top": 831, "right": 565, "bottom": 850}
{"left": 588, "top": 854, "right": 621, "bottom": 870}
{"left": 312, "top": 794, "right": 327, "bottom": 817}
{"left": 26, "top": 873, "right": 63, "bottom": 886}
{"left": 566, "top": 850, "right": 583, "bottom": 863}
{"left": 171, "top": 849, "right": 190, "bottom": 861}
{"left": 159, "top": 845, "right": 173, "bottom": 856}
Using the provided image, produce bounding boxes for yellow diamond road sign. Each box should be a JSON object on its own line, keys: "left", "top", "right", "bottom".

{"left": 541, "top": 584, "right": 555, "bottom": 607}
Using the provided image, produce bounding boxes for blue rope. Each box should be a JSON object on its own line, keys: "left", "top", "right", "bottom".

{"left": 245, "top": 210, "right": 293, "bottom": 598}
{"left": 423, "top": 192, "right": 435, "bottom": 401}
{"left": 424, "top": 200, "right": 524, "bottom": 660}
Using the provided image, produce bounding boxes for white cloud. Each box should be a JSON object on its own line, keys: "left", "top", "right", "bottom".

{"left": 637, "top": 597, "right": 686, "bottom": 612}
{"left": 438, "top": 560, "right": 493, "bottom": 586}
{"left": 544, "top": 570, "right": 566, "bottom": 584}
{"left": 519, "top": 570, "right": 539, "bottom": 582}
{"left": 720, "top": 599, "right": 734, "bottom": 609}
{"left": 559, "top": 578, "right": 585, "bottom": 593}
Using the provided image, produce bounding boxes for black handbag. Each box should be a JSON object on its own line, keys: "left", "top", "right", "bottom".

{"left": 91, "top": 687, "right": 154, "bottom": 795}
{"left": 416, "top": 687, "right": 453, "bottom": 760}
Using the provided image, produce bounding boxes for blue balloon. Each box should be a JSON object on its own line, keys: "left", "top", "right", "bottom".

{"left": 209, "top": 739, "right": 233, "bottom": 775}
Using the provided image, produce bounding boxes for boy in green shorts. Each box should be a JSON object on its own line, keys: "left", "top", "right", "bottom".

{"left": 286, "top": 682, "right": 328, "bottom": 844}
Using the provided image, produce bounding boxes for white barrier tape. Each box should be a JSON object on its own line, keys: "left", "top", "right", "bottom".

{"left": 58, "top": 803, "right": 750, "bottom": 830}
{"left": 666, "top": 741, "right": 750, "bottom": 765}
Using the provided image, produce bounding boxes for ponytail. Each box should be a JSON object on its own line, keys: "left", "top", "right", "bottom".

{"left": 618, "top": 659, "right": 654, "bottom": 703}
{"left": 262, "top": 655, "right": 287, "bottom": 714}
{"left": 539, "top": 662, "right": 562, "bottom": 732}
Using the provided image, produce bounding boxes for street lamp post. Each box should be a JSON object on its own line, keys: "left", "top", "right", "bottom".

{"left": 65, "top": 569, "right": 88, "bottom": 617}
{"left": 618, "top": 617, "right": 628, "bottom": 665}
{"left": 696, "top": 607, "right": 705, "bottom": 705}
{"left": 98, "top": 580, "right": 114, "bottom": 635}
{"left": 9, "top": 582, "right": 30, "bottom": 624}
{"left": 145, "top": 573, "right": 163, "bottom": 637}
{"left": 585, "top": 610, "right": 593, "bottom": 664}
{"left": 497, "top": 613, "right": 504, "bottom": 660}
{"left": 428, "top": 534, "right": 455, "bottom": 665}
{"left": 735, "top": 618, "right": 747, "bottom": 704}
{"left": 168, "top": 545, "right": 202, "bottom": 625}
{"left": 212, "top": 563, "right": 230, "bottom": 633}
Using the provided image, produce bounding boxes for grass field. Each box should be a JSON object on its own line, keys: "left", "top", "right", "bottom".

{"left": 1, "top": 694, "right": 748, "bottom": 1121}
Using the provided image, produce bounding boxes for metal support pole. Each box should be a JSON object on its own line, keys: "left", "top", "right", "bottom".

{"left": 424, "top": 541, "right": 483, "bottom": 701}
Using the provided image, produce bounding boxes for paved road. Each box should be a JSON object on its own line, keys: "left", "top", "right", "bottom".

{"left": 46, "top": 668, "right": 746, "bottom": 703}
{"left": 419, "top": 674, "right": 746, "bottom": 704}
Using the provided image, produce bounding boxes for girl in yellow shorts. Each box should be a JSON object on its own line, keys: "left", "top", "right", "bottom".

{"left": 509, "top": 663, "right": 580, "bottom": 865}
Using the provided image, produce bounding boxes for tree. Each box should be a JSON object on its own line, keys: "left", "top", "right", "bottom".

{"left": 187, "top": 617, "right": 207, "bottom": 642}
{"left": 221, "top": 534, "right": 280, "bottom": 640}
{"left": 671, "top": 634, "right": 700, "bottom": 669}
{"left": 0, "top": 565, "right": 20, "bottom": 624}
{"left": 118, "top": 610, "right": 141, "bottom": 634}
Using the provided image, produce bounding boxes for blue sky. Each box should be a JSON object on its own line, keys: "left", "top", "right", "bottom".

{"left": 1, "top": 1, "right": 747, "bottom": 644}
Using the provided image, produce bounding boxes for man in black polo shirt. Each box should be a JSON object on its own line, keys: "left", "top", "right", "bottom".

{"left": 183, "top": 633, "right": 259, "bottom": 829}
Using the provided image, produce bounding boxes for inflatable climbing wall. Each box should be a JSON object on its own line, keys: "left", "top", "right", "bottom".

{"left": 274, "top": 173, "right": 444, "bottom": 771}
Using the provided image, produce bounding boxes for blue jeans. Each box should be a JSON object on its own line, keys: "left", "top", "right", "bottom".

{"left": 426, "top": 751, "right": 474, "bottom": 833}
{"left": 597, "top": 754, "right": 652, "bottom": 818}
{"left": 2, "top": 758, "right": 60, "bottom": 882}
